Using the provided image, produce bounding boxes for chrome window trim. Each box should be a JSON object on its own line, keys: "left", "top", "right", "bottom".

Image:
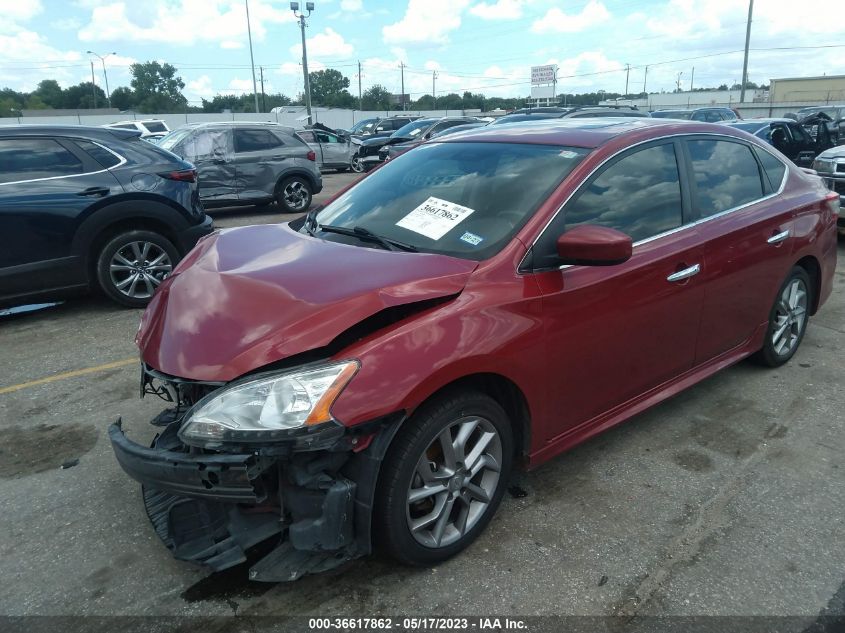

{"left": 524, "top": 132, "right": 790, "bottom": 272}
{"left": 0, "top": 137, "right": 127, "bottom": 187}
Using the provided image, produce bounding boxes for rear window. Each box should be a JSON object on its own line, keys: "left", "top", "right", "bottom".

{"left": 687, "top": 139, "right": 764, "bottom": 216}
{"left": 75, "top": 139, "right": 121, "bottom": 169}
{"left": 0, "top": 138, "right": 84, "bottom": 184}
{"left": 142, "top": 121, "right": 168, "bottom": 133}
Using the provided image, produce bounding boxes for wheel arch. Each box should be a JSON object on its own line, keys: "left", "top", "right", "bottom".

{"left": 794, "top": 255, "right": 821, "bottom": 314}
{"left": 274, "top": 168, "right": 319, "bottom": 194}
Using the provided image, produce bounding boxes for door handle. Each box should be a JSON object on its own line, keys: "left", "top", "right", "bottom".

{"left": 667, "top": 263, "right": 701, "bottom": 282}
{"left": 767, "top": 229, "right": 790, "bottom": 244}
{"left": 77, "top": 186, "right": 110, "bottom": 197}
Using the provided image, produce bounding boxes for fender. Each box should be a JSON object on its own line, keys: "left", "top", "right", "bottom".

{"left": 71, "top": 196, "right": 194, "bottom": 258}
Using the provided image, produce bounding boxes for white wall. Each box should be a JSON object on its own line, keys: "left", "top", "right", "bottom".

{"left": 0, "top": 108, "right": 471, "bottom": 131}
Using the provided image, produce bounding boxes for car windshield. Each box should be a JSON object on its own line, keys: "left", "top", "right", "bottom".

{"left": 491, "top": 113, "right": 562, "bottom": 125}
{"left": 650, "top": 110, "right": 693, "bottom": 119}
{"left": 158, "top": 128, "right": 194, "bottom": 150}
{"left": 310, "top": 142, "right": 589, "bottom": 261}
{"left": 391, "top": 119, "right": 436, "bottom": 138}
{"left": 729, "top": 121, "right": 768, "bottom": 134}
{"left": 350, "top": 119, "right": 378, "bottom": 133}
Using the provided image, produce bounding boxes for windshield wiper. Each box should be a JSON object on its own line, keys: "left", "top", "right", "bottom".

{"left": 318, "top": 224, "right": 418, "bottom": 252}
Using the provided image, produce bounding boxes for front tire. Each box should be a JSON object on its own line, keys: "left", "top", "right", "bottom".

{"left": 350, "top": 155, "right": 364, "bottom": 173}
{"left": 96, "top": 229, "right": 179, "bottom": 308}
{"left": 374, "top": 390, "right": 513, "bottom": 566}
{"left": 752, "top": 266, "right": 812, "bottom": 367}
{"left": 276, "top": 176, "right": 312, "bottom": 213}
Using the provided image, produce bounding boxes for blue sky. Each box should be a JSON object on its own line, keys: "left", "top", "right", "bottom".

{"left": 1, "top": 0, "right": 843, "bottom": 105}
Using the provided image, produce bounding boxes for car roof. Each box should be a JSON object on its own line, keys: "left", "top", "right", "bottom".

{"left": 0, "top": 124, "right": 142, "bottom": 140}
{"left": 178, "top": 121, "right": 296, "bottom": 132}
{"left": 435, "top": 117, "right": 754, "bottom": 149}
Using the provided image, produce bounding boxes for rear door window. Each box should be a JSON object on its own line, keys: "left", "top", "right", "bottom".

{"left": 181, "top": 128, "right": 232, "bottom": 161}
{"left": 75, "top": 139, "right": 121, "bottom": 169}
{"left": 755, "top": 147, "right": 787, "bottom": 191}
{"left": 686, "top": 139, "right": 764, "bottom": 217}
{"left": 561, "top": 142, "right": 684, "bottom": 243}
{"left": 234, "top": 129, "right": 284, "bottom": 153}
{"left": 0, "top": 138, "right": 84, "bottom": 184}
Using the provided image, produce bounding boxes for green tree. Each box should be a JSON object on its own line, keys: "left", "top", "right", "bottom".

{"left": 62, "top": 82, "right": 106, "bottom": 109}
{"left": 361, "top": 84, "right": 391, "bottom": 110}
{"left": 130, "top": 61, "right": 186, "bottom": 113}
{"left": 34, "top": 80, "right": 63, "bottom": 108}
{"left": 309, "top": 69, "right": 350, "bottom": 106}
{"left": 110, "top": 86, "right": 135, "bottom": 111}
{"left": 436, "top": 92, "right": 463, "bottom": 109}
{"left": 412, "top": 94, "right": 434, "bottom": 109}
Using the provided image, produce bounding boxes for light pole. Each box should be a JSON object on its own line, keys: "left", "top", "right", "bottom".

{"left": 291, "top": 2, "right": 314, "bottom": 125}
{"left": 245, "top": 0, "right": 260, "bottom": 113}
{"left": 740, "top": 0, "right": 754, "bottom": 103}
{"left": 87, "top": 50, "right": 115, "bottom": 108}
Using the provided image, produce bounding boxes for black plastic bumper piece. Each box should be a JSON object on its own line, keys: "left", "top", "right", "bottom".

{"left": 176, "top": 214, "right": 214, "bottom": 253}
{"left": 108, "top": 419, "right": 263, "bottom": 503}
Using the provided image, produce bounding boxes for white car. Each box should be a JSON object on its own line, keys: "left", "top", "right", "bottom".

{"left": 295, "top": 128, "right": 356, "bottom": 173}
{"left": 812, "top": 146, "right": 845, "bottom": 234}
{"left": 103, "top": 119, "right": 170, "bottom": 140}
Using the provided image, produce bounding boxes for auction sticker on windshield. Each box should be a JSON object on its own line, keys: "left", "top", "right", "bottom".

{"left": 396, "top": 197, "right": 475, "bottom": 240}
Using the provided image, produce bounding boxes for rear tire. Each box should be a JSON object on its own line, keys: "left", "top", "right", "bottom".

{"left": 752, "top": 266, "right": 812, "bottom": 367}
{"left": 374, "top": 390, "right": 513, "bottom": 566}
{"left": 95, "top": 229, "right": 179, "bottom": 308}
{"left": 276, "top": 176, "right": 312, "bottom": 213}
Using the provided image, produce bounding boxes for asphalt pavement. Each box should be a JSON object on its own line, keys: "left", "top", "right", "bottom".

{"left": 0, "top": 173, "right": 842, "bottom": 625}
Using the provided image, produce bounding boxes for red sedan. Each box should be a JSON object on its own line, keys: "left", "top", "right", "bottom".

{"left": 110, "top": 118, "right": 838, "bottom": 580}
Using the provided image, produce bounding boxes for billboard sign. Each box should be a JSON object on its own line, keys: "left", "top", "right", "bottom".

{"left": 531, "top": 65, "right": 557, "bottom": 85}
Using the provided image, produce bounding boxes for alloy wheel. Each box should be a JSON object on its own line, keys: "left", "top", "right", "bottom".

{"left": 283, "top": 180, "right": 309, "bottom": 211}
{"left": 350, "top": 156, "right": 364, "bottom": 173}
{"left": 406, "top": 416, "right": 502, "bottom": 549}
{"left": 771, "top": 277, "right": 808, "bottom": 356}
{"left": 109, "top": 241, "right": 172, "bottom": 300}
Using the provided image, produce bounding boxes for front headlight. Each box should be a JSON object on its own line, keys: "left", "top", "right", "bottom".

{"left": 178, "top": 361, "right": 358, "bottom": 447}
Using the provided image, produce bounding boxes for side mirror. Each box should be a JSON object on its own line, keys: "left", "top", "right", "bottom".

{"left": 556, "top": 225, "right": 632, "bottom": 266}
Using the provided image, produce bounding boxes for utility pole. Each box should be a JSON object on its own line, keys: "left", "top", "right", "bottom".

{"left": 642, "top": 65, "right": 648, "bottom": 95}
{"left": 357, "top": 60, "right": 362, "bottom": 111}
{"left": 87, "top": 51, "right": 115, "bottom": 108}
{"left": 399, "top": 62, "right": 405, "bottom": 111}
{"left": 624, "top": 63, "right": 630, "bottom": 97}
{"left": 690, "top": 66, "right": 695, "bottom": 92}
{"left": 260, "top": 66, "right": 266, "bottom": 112}
{"left": 89, "top": 61, "right": 98, "bottom": 109}
{"left": 245, "top": 0, "right": 259, "bottom": 113}
{"left": 676, "top": 71, "right": 683, "bottom": 92}
{"left": 432, "top": 70, "right": 437, "bottom": 110}
{"left": 291, "top": 2, "right": 315, "bottom": 125}
{"left": 740, "top": 0, "right": 754, "bottom": 103}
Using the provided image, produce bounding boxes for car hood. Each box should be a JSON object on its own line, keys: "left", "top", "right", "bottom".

{"left": 362, "top": 135, "right": 409, "bottom": 148}
{"left": 816, "top": 146, "right": 845, "bottom": 160}
{"left": 136, "top": 223, "right": 478, "bottom": 382}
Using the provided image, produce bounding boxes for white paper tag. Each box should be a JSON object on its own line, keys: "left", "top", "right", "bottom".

{"left": 396, "top": 197, "right": 475, "bottom": 240}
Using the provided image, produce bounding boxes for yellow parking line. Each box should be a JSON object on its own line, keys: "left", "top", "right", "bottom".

{"left": 0, "top": 357, "right": 137, "bottom": 395}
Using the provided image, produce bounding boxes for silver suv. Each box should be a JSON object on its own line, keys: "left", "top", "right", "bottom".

{"left": 159, "top": 122, "right": 322, "bottom": 213}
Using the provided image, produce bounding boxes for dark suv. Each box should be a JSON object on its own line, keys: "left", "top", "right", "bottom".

{"left": 158, "top": 122, "right": 322, "bottom": 213}
{"left": 0, "top": 126, "right": 213, "bottom": 308}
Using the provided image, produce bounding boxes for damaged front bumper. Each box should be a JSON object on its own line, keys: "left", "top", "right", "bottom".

{"left": 109, "top": 410, "right": 399, "bottom": 581}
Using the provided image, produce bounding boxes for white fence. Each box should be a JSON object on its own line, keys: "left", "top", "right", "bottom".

{"left": 0, "top": 108, "right": 471, "bottom": 131}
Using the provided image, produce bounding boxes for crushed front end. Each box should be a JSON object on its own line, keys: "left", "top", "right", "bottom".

{"left": 109, "top": 363, "right": 399, "bottom": 582}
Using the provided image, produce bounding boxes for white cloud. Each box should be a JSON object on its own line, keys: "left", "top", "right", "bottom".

{"left": 340, "top": 0, "right": 362, "bottom": 9}
{"left": 2, "top": 0, "right": 43, "bottom": 23}
{"left": 469, "top": 0, "right": 525, "bottom": 20}
{"left": 50, "top": 17, "right": 83, "bottom": 30}
{"left": 78, "top": 0, "right": 295, "bottom": 45}
{"left": 288, "top": 27, "right": 353, "bottom": 59}
{"left": 185, "top": 74, "right": 213, "bottom": 100}
{"left": 382, "top": 0, "right": 471, "bottom": 46}
{"left": 532, "top": 0, "right": 610, "bottom": 34}
{"left": 220, "top": 40, "right": 244, "bottom": 49}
